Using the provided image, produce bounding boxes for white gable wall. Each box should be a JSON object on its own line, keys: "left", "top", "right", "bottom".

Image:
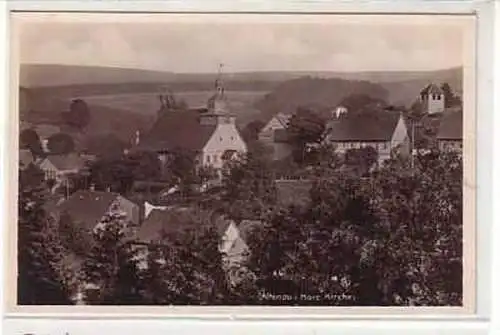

{"left": 390, "top": 115, "right": 410, "bottom": 155}
{"left": 202, "top": 123, "right": 247, "bottom": 169}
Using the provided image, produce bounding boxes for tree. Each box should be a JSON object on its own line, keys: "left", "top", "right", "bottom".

{"left": 81, "top": 205, "right": 142, "bottom": 305}
{"left": 67, "top": 99, "right": 91, "bottom": 130}
{"left": 241, "top": 120, "right": 265, "bottom": 143}
{"left": 20, "top": 128, "right": 44, "bottom": 158}
{"left": 220, "top": 151, "right": 277, "bottom": 220}
{"left": 84, "top": 134, "right": 127, "bottom": 159}
{"left": 344, "top": 146, "right": 379, "bottom": 175}
{"left": 139, "top": 217, "right": 230, "bottom": 305}
{"left": 47, "top": 133, "right": 75, "bottom": 155}
{"left": 88, "top": 157, "right": 135, "bottom": 194}
{"left": 17, "top": 168, "right": 73, "bottom": 305}
{"left": 126, "top": 150, "right": 162, "bottom": 182}
{"left": 58, "top": 212, "right": 93, "bottom": 257}
{"left": 441, "top": 83, "right": 462, "bottom": 108}
{"left": 286, "top": 107, "right": 326, "bottom": 165}
{"left": 243, "top": 150, "right": 462, "bottom": 306}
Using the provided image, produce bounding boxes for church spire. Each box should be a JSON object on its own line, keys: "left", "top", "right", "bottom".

{"left": 214, "top": 63, "right": 224, "bottom": 96}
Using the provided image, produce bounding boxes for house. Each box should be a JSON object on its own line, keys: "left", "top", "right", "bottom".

{"left": 437, "top": 109, "right": 463, "bottom": 153}
{"left": 132, "top": 206, "right": 256, "bottom": 285}
{"left": 37, "top": 153, "right": 86, "bottom": 186}
{"left": 19, "top": 149, "right": 34, "bottom": 171}
{"left": 325, "top": 111, "right": 410, "bottom": 165}
{"left": 55, "top": 189, "right": 141, "bottom": 240}
{"left": 419, "top": 83, "right": 445, "bottom": 115}
{"left": 258, "top": 113, "right": 293, "bottom": 161}
{"left": 137, "top": 74, "right": 247, "bottom": 174}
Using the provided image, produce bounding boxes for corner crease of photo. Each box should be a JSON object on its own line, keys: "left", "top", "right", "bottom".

{"left": 5, "top": 12, "right": 476, "bottom": 318}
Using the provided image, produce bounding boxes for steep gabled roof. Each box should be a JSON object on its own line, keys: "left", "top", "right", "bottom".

{"left": 327, "top": 111, "right": 402, "bottom": 142}
{"left": 420, "top": 83, "right": 443, "bottom": 96}
{"left": 134, "top": 207, "right": 198, "bottom": 243}
{"left": 275, "top": 113, "right": 292, "bottom": 127}
{"left": 437, "top": 109, "right": 463, "bottom": 140}
{"left": 44, "top": 153, "right": 86, "bottom": 171}
{"left": 138, "top": 109, "right": 216, "bottom": 152}
{"left": 57, "top": 190, "right": 120, "bottom": 230}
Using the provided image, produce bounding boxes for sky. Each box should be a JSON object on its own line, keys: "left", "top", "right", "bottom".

{"left": 15, "top": 14, "right": 471, "bottom": 73}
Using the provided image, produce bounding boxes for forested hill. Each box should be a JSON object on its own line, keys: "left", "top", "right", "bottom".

{"left": 254, "top": 77, "right": 389, "bottom": 120}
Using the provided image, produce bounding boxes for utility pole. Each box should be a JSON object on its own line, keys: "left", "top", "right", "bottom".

{"left": 411, "top": 120, "right": 415, "bottom": 170}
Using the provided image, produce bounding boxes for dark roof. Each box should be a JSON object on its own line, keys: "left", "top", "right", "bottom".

{"left": 437, "top": 110, "right": 463, "bottom": 140}
{"left": 57, "top": 190, "right": 120, "bottom": 230}
{"left": 275, "top": 179, "right": 313, "bottom": 207}
{"left": 421, "top": 83, "right": 443, "bottom": 96}
{"left": 138, "top": 109, "right": 216, "bottom": 152}
{"left": 326, "top": 112, "right": 402, "bottom": 142}
{"left": 134, "top": 207, "right": 198, "bottom": 243}
{"left": 45, "top": 153, "right": 85, "bottom": 171}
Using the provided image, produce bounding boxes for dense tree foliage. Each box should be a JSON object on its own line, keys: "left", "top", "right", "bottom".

{"left": 81, "top": 206, "right": 142, "bottom": 304}
{"left": 343, "top": 147, "right": 378, "bottom": 176}
{"left": 18, "top": 167, "right": 73, "bottom": 305}
{"left": 286, "top": 108, "right": 326, "bottom": 165}
{"left": 139, "top": 219, "right": 229, "bottom": 305}
{"left": 67, "top": 99, "right": 91, "bottom": 130}
{"left": 20, "top": 128, "right": 44, "bottom": 158}
{"left": 84, "top": 134, "right": 127, "bottom": 159}
{"left": 244, "top": 150, "right": 462, "bottom": 306}
{"left": 241, "top": 120, "right": 266, "bottom": 143}
{"left": 47, "top": 133, "right": 75, "bottom": 155}
{"left": 441, "top": 82, "right": 462, "bottom": 108}
{"left": 220, "top": 150, "right": 277, "bottom": 220}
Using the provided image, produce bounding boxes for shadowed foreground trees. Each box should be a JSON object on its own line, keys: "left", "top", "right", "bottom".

{"left": 18, "top": 143, "right": 462, "bottom": 306}
{"left": 18, "top": 168, "right": 73, "bottom": 305}
{"left": 245, "top": 150, "right": 462, "bottom": 306}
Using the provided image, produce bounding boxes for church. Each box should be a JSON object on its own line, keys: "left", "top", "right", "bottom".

{"left": 136, "top": 69, "right": 247, "bottom": 174}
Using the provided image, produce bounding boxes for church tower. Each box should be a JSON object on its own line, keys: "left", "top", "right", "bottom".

{"left": 419, "top": 83, "right": 445, "bottom": 115}
{"left": 199, "top": 64, "right": 236, "bottom": 126}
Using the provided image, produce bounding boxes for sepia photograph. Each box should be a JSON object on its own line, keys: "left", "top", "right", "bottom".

{"left": 9, "top": 12, "right": 475, "bottom": 310}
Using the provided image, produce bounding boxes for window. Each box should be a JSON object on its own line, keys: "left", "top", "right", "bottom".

{"left": 219, "top": 137, "right": 223, "bottom": 142}
{"left": 207, "top": 155, "right": 211, "bottom": 164}
{"left": 230, "top": 136, "right": 234, "bottom": 141}
{"left": 214, "top": 155, "right": 218, "bottom": 164}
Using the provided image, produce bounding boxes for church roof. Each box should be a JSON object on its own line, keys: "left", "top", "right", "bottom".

{"left": 437, "top": 109, "right": 463, "bottom": 140}
{"left": 138, "top": 109, "right": 217, "bottom": 152}
{"left": 327, "top": 111, "right": 402, "bottom": 142}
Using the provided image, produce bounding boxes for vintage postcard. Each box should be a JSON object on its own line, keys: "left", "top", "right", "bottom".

{"left": 5, "top": 11, "right": 476, "bottom": 316}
